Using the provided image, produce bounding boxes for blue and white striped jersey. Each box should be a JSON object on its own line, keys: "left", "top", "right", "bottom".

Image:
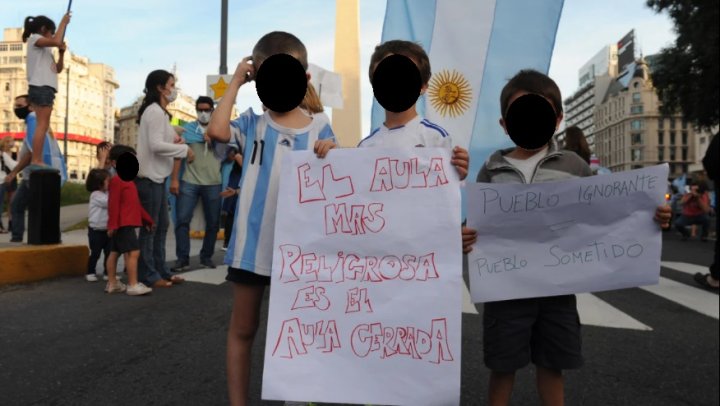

{"left": 358, "top": 115, "right": 452, "bottom": 148}
{"left": 226, "top": 108, "right": 336, "bottom": 276}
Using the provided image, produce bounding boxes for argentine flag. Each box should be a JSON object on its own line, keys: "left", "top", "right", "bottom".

{"left": 372, "top": 0, "right": 564, "bottom": 178}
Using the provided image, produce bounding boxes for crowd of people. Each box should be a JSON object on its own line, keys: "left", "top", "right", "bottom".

{"left": 2, "top": 8, "right": 718, "bottom": 406}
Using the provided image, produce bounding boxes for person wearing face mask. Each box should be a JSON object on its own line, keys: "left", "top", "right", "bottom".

{"left": 169, "top": 96, "right": 227, "bottom": 271}
{"left": 3, "top": 94, "right": 68, "bottom": 243}
{"left": 461, "top": 70, "right": 672, "bottom": 406}
{"left": 134, "top": 70, "right": 194, "bottom": 288}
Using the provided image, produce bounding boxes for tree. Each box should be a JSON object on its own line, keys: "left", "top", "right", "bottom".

{"left": 647, "top": 0, "right": 719, "bottom": 130}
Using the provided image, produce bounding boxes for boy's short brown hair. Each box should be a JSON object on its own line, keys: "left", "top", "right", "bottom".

{"left": 500, "top": 69, "right": 563, "bottom": 120}
{"left": 252, "top": 31, "right": 308, "bottom": 70}
{"left": 369, "top": 40, "right": 432, "bottom": 85}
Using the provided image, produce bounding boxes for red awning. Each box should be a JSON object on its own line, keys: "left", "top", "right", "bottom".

{"left": 0, "top": 132, "right": 104, "bottom": 145}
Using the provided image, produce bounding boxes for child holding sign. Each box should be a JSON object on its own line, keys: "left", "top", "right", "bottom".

{"left": 462, "top": 70, "right": 671, "bottom": 406}
{"left": 206, "top": 31, "right": 336, "bottom": 406}
{"left": 361, "top": 40, "right": 469, "bottom": 179}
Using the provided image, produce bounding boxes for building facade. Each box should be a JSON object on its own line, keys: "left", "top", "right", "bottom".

{"left": 0, "top": 28, "right": 118, "bottom": 181}
{"left": 558, "top": 44, "right": 618, "bottom": 150}
{"left": 593, "top": 58, "right": 707, "bottom": 178}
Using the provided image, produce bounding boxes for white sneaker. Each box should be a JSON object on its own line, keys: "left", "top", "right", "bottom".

{"left": 103, "top": 275, "right": 109, "bottom": 281}
{"left": 126, "top": 283, "right": 152, "bottom": 296}
{"left": 221, "top": 246, "right": 228, "bottom": 251}
{"left": 85, "top": 274, "right": 98, "bottom": 282}
{"left": 105, "top": 281, "right": 127, "bottom": 294}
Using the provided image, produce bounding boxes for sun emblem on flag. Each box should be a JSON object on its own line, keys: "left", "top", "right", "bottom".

{"left": 428, "top": 70, "right": 472, "bottom": 118}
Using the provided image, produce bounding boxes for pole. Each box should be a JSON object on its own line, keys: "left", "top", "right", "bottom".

{"left": 63, "top": 66, "right": 69, "bottom": 163}
{"left": 219, "top": 0, "right": 228, "bottom": 75}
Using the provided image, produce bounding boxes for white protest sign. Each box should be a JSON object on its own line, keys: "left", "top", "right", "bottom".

{"left": 467, "top": 164, "right": 669, "bottom": 303}
{"left": 262, "top": 148, "right": 462, "bottom": 406}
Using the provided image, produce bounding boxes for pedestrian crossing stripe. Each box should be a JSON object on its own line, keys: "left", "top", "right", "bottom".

{"left": 641, "top": 276, "right": 719, "bottom": 320}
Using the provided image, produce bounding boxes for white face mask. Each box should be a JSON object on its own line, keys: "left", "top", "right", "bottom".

{"left": 197, "top": 111, "right": 212, "bottom": 125}
{"left": 166, "top": 88, "right": 178, "bottom": 103}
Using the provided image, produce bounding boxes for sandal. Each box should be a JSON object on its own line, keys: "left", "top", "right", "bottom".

{"left": 693, "top": 273, "right": 720, "bottom": 290}
{"left": 152, "top": 279, "right": 173, "bottom": 288}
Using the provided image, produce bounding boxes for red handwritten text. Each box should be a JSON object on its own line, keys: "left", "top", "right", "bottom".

{"left": 350, "top": 318, "right": 454, "bottom": 363}
{"left": 324, "top": 203, "right": 385, "bottom": 235}
{"left": 370, "top": 157, "right": 449, "bottom": 192}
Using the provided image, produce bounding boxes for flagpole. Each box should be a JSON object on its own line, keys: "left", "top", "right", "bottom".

{"left": 332, "top": 0, "right": 361, "bottom": 147}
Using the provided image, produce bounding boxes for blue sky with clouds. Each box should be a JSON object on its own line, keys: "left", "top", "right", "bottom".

{"left": 2, "top": 1, "right": 674, "bottom": 137}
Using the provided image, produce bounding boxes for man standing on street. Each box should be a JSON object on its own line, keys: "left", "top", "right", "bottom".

{"left": 170, "top": 96, "right": 225, "bottom": 270}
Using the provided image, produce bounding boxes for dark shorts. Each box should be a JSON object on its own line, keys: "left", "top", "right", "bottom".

{"left": 109, "top": 226, "right": 140, "bottom": 254}
{"left": 226, "top": 267, "right": 270, "bottom": 286}
{"left": 28, "top": 85, "right": 56, "bottom": 107}
{"left": 483, "top": 294, "right": 583, "bottom": 372}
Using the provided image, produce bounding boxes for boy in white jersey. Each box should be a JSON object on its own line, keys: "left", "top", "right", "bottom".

{"left": 360, "top": 40, "right": 469, "bottom": 180}
{"left": 207, "top": 31, "right": 335, "bottom": 406}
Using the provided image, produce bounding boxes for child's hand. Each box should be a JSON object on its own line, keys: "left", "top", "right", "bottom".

{"left": 451, "top": 146, "right": 469, "bottom": 181}
{"left": 58, "top": 42, "right": 67, "bottom": 54}
{"left": 233, "top": 56, "right": 255, "bottom": 85}
{"left": 314, "top": 139, "right": 336, "bottom": 158}
{"left": 107, "top": 229, "right": 115, "bottom": 238}
{"left": 61, "top": 12, "right": 71, "bottom": 26}
{"left": 654, "top": 205, "right": 672, "bottom": 229}
{"left": 186, "top": 147, "right": 195, "bottom": 163}
{"left": 220, "top": 187, "right": 237, "bottom": 198}
{"left": 462, "top": 226, "right": 477, "bottom": 254}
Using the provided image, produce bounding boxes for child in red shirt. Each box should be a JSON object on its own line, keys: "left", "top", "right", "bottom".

{"left": 106, "top": 145, "right": 153, "bottom": 296}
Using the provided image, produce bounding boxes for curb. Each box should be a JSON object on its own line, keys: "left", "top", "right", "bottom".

{"left": 0, "top": 244, "right": 89, "bottom": 286}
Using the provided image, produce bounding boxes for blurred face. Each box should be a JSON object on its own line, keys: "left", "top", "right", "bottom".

{"left": 41, "top": 26, "right": 55, "bottom": 38}
{"left": 102, "top": 177, "right": 110, "bottom": 191}
{"left": 196, "top": 102, "right": 213, "bottom": 125}
{"left": 158, "top": 77, "right": 177, "bottom": 103}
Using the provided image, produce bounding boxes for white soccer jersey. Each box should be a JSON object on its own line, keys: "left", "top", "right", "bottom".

{"left": 226, "top": 108, "right": 336, "bottom": 276}
{"left": 358, "top": 115, "right": 452, "bottom": 148}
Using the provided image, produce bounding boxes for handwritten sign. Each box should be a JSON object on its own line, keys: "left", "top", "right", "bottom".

{"left": 466, "top": 164, "right": 669, "bottom": 303}
{"left": 262, "top": 148, "right": 462, "bottom": 406}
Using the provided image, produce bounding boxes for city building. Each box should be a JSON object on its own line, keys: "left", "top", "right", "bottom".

{"left": 557, "top": 44, "right": 619, "bottom": 150}
{"left": 593, "top": 57, "right": 709, "bottom": 178}
{"left": 0, "top": 28, "right": 118, "bottom": 181}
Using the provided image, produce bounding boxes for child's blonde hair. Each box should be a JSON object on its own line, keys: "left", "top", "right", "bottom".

{"left": 252, "top": 31, "right": 323, "bottom": 113}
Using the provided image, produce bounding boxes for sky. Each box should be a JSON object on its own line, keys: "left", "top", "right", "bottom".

{"left": 1, "top": 1, "right": 675, "bottom": 137}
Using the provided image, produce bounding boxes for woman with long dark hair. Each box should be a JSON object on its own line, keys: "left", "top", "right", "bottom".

{"left": 135, "top": 70, "right": 194, "bottom": 288}
{"left": 563, "top": 126, "right": 591, "bottom": 164}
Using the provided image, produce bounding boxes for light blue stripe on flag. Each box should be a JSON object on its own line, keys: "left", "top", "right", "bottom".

{"left": 370, "top": 0, "right": 437, "bottom": 135}
{"left": 468, "top": 0, "right": 564, "bottom": 179}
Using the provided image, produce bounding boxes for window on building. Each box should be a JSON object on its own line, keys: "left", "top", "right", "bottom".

{"left": 670, "top": 118, "right": 676, "bottom": 129}
{"left": 658, "top": 131, "right": 664, "bottom": 145}
{"left": 681, "top": 119, "right": 688, "bottom": 129}
{"left": 669, "top": 147, "right": 676, "bottom": 161}
{"left": 681, "top": 132, "right": 688, "bottom": 145}
{"left": 9, "top": 43, "right": 23, "bottom": 51}
{"left": 632, "top": 92, "right": 641, "bottom": 103}
{"left": 3, "top": 124, "right": 9, "bottom": 132}
{"left": 631, "top": 120, "right": 643, "bottom": 130}
{"left": 70, "top": 171, "right": 78, "bottom": 180}
{"left": 8, "top": 56, "right": 22, "bottom": 64}
{"left": 670, "top": 131, "right": 676, "bottom": 145}
{"left": 0, "top": 44, "right": 8, "bottom": 52}
{"left": 658, "top": 147, "right": 664, "bottom": 161}
{"left": 632, "top": 164, "right": 643, "bottom": 169}
{"left": 658, "top": 118, "right": 664, "bottom": 129}
{"left": 630, "top": 148, "right": 642, "bottom": 162}
{"left": 4, "top": 82, "right": 8, "bottom": 91}
{"left": 682, "top": 147, "right": 688, "bottom": 161}
{"left": 631, "top": 133, "right": 643, "bottom": 145}
{"left": 630, "top": 105, "right": 643, "bottom": 115}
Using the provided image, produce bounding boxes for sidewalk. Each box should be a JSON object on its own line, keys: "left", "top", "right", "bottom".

{"left": 0, "top": 203, "right": 90, "bottom": 233}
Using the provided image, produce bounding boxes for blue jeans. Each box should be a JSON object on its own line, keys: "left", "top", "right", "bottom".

{"left": 10, "top": 181, "right": 30, "bottom": 241}
{"left": 174, "top": 181, "right": 222, "bottom": 263}
{"left": 136, "top": 178, "right": 172, "bottom": 285}
{"left": 675, "top": 214, "right": 710, "bottom": 238}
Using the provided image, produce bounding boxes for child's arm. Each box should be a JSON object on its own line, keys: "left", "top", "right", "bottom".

{"left": 33, "top": 13, "right": 71, "bottom": 48}
{"left": 4, "top": 151, "right": 30, "bottom": 184}
{"left": 451, "top": 146, "right": 469, "bottom": 181}
{"left": 56, "top": 43, "right": 66, "bottom": 73}
{"left": 92, "top": 191, "right": 108, "bottom": 209}
{"left": 107, "top": 184, "right": 121, "bottom": 234}
{"left": 313, "top": 139, "right": 336, "bottom": 158}
{"left": 207, "top": 57, "right": 254, "bottom": 143}
{"left": 462, "top": 225, "right": 478, "bottom": 254}
{"left": 170, "top": 158, "right": 182, "bottom": 196}
{"left": 140, "top": 206, "right": 155, "bottom": 231}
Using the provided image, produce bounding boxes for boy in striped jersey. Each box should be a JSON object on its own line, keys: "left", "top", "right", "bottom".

{"left": 207, "top": 32, "right": 336, "bottom": 406}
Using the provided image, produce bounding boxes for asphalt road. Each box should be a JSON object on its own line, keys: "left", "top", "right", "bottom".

{"left": 0, "top": 232, "right": 717, "bottom": 406}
